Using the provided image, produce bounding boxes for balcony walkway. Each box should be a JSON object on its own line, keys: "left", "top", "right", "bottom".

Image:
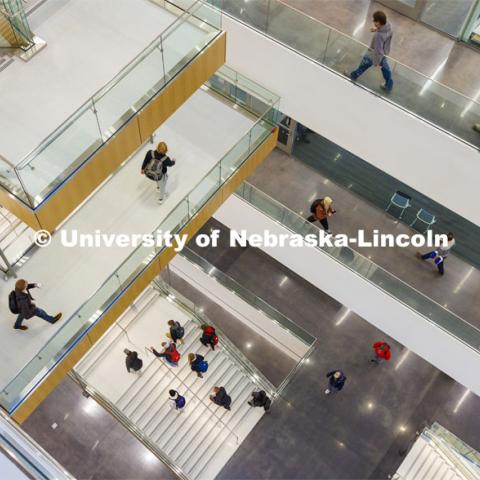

{"left": 248, "top": 148, "right": 480, "bottom": 332}
{"left": 0, "top": 89, "right": 257, "bottom": 395}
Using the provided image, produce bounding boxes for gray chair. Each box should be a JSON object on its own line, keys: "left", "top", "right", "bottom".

{"left": 385, "top": 191, "right": 411, "bottom": 219}
{"left": 410, "top": 208, "right": 436, "bottom": 233}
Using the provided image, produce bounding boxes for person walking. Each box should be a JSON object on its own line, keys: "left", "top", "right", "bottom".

{"left": 416, "top": 232, "right": 455, "bottom": 276}
{"left": 371, "top": 341, "right": 391, "bottom": 365}
{"left": 348, "top": 11, "right": 393, "bottom": 92}
{"left": 307, "top": 197, "right": 336, "bottom": 234}
{"left": 248, "top": 390, "right": 272, "bottom": 411}
{"left": 124, "top": 349, "right": 143, "bottom": 373}
{"left": 10, "top": 279, "right": 62, "bottom": 331}
{"left": 188, "top": 353, "right": 208, "bottom": 378}
{"left": 200, "top": 324, "right": 218, "bottom": 351}
{"left": 210, "top": 386, "right": 231, "bottom": 410}
{"left": 141, "top": 141, "right": 176, "bottom": 204}
{"left": 169, "top": 389, "right": 186, "bottom": 411}
{"left": 167, "top": 319, "right": 185, "bottom": 345}
{"left": 150, "top": 341, "right": 181, "bottom": 366}
{"left": 325, "top": 370, "right": 347, "bottom": 395}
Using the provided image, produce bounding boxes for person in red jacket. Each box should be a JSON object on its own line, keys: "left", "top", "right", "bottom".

{"left": 371, "top": 341, "right": 391, "bottom": 365}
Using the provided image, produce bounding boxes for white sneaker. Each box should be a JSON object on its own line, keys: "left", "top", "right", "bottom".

{"left": 158, "top": 198, "right": 164, "bottom": 204}
{"left": 325, "top": 389, "right": 331, "bottom": 395}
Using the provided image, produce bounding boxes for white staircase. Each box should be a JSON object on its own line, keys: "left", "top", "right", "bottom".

{"left": 76, "top": 287, "right": 266, "bottom": 480}
{"left": 395, "top": 434, "right": 474, "bottom": 480}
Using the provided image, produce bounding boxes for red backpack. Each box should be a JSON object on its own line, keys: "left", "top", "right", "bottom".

{"left": 167, "top": 344, "right": 180, "bottom": 363}
{"left": 212, "top": 335, "right": 219, "bottom": 346}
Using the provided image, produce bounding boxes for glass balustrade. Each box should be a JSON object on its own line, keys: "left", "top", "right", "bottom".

{"left": 205, "top": 0, "right": 480, "bottom": 150}
{"left": 179, "top": 247, "right": 316, "bottom": 350}
{"left": 0, "top": 0, "right": 223, "bottom": 208}
{"left": 236, "top": 182, "right": 480, "bottom": 357}
{"left": 0, "top": 409, "right": 73, "bottom": 480}
{"left": 0, "top": 68, "right": 278, "bottom": 413}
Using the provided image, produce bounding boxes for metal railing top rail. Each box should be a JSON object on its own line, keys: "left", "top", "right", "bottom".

{"left": 236, "top": 182, "right": 480, "bottom": 354}
{"left": 179, "top": 246, "right": 316, "bottom": 348}
{"left": 206, "top": 0, "right": 480, "bottom": 151}
{"left": 13, "top": 0, "right": 221, "bottom": 170}
{"left": 422, "top": 427, "right": 478, "bottom": 480}
{"left": 430, "top": 422, "right": 480, "bottom": 470}
{"left": 153, "top": 278, "right": 277, "bottom": 398}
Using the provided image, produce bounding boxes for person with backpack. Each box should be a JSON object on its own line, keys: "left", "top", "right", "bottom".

{"left": 325, "top": 370, "right": 347, "bottom": 395}
{"left": 307, "top": 196, "right": 336, "bottom": 234}
{"left": 124, "top": 349, "right": 143, "bottom": 373}
{"left": 150, "top": 341, "right": 181, "bottom": 366}
{"left": 10, "top": 279, "right": 62, "bottom": 331}
{"left": 188, "top": 353, "right": 208, "bottom": 378}
{"left": 141, "top": 141, "right": 176, "bottom": 204}
{"left": 169, "top": 389, "right": 186, "bottom": 411}
{"left": 371, "top": 341, "right": 391, "bottom": 365}
{"left": 168, "top": 319, "right": 185, "bottom": 345}
{"left": 200, "top": 324, "right": 218, "bottom": 351}
{"left": 248, "top": 390, "right": 271, "bottom": 411}
{"left": 210, "top": 386, "right": 231, "bottom": 410}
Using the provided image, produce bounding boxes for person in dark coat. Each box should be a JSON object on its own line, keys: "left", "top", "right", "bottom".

{"left": 210, "top": 386, "right": 231, "bottom": 410}
{"left": 168, "top": 319, "right": 184, "bottom": 345}
{"left": 13, "top": 279, "right": 62, "bottom": 331}
{"left": 124, "top": 349, "right": 143, "bottom": 373}
{"left": 325, "top": 370, "right": 347, "bottom": 395}
{"left": 248, "top": 390, "right": 271, "bottom": 411}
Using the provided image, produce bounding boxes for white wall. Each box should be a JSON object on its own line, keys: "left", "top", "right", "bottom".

{"left": 214, "top": 196, "right": 480, "bottom": 396}
{"left": 170, "top": 254, "right": 310, "bottom": 360}
{"left": 222, "top": 16, "right": 480, "bottom": 227}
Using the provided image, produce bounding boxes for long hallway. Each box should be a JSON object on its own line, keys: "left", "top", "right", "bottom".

{"left": 246, "top": 148, "right": 480, "bottom": 333}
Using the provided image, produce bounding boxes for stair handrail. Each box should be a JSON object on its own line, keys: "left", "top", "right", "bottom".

{"left": 146, "top": 347, "right": 240, "bottom": 445}
{"left": 69, "top": 371, "right": 191, "bottom": 480}
{"left": 422, "top": 428, "right": 477, "bottom": 480}
{"left": 153, "top": 278, "right": 277, "bottom": 399}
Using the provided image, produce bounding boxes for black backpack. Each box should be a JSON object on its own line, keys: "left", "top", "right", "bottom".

{"left": 263, "top": 397, "right": 272, "bottom": 412}
{"left": 8, "top": 291, "right": 19, "bottom": 314}
{"left": 172, "top": 322, "right": 184, "bottom": 339}
{"left": 310, "top": 199, "right": 322, "bottom": 214}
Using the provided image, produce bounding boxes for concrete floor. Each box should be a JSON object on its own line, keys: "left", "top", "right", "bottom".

{"left": 248, "top": 148, "right": 480, "bottom": 334}
{"left": 186, "top": 219, "right": 480, "bottom": 480}
{"left": 22, "top": 376, "right": 177, "bottom": 480}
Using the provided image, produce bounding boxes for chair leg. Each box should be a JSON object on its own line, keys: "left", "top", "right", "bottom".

{"left": 385, "top": 202, "right": 392, "bottom": 213}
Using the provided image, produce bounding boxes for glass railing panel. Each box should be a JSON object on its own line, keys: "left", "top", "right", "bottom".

{"left": 237, "top": 182, "right": 480, "bottom": 355}
{"left": 266, "top": 0, "right": 330, "bottom": 61}
{"left": 5, "top": 0, "right": 222, "bottom": 209}
{"left": 207, "top": 0, "right": 480, "bottom": 150}
{"left": 92, "top": 46, "right": 166, "bottom": 137}
{"left": 16, "top": 102, "right": 103, "bottom": 205}
{"left": 220, "top": 132, "right": 252, "bottom": 181}
{"left": 0, "top": 155, "right": 30, "bottom": 206}
{"left": 0, "top": 410, "right": 73, "bottom": 480}
{"left": 161, "top": 4, "right": 218, "bottom": 82}
{"left": 0, "top": 65, "right": 277, "bottom": 413}
{"left": 188, "top": 165, "right": 221, "bottom": 215}
{"left": 180, "top": 247, "right": 316, "bottom": 347}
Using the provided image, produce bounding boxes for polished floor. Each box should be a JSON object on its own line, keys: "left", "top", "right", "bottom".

{"left": 22, "top": 377, "right": 177, "bottom": 480}
{"left": 248, "top": 148, "right": 480, "bottom": 333}
{"left": 283, "top": 0, "right": 480, "bottom": 99}
{"left": 188, "top": 218, "right": 480, "bottom": 479}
